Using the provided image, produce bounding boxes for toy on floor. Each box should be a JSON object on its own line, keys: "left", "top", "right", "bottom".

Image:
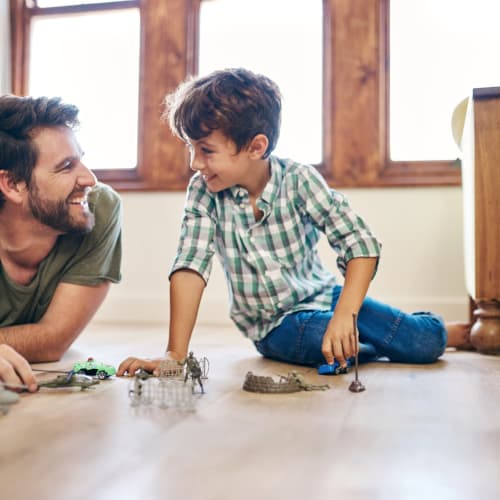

{"left": 349, "top": 312, "right": 366, "bottom": 393}
{"left": 72, "top": 357, "right": 116, "bottom": 379}
{"left": 38, "top": 373, "right": 99, "bottom": 391}
{"left": 128, "top": 369, "right": 195, "bottom": 411}
{"left": 182, "top": 352, "right": 205, "bottom": 394}
{"left": 128, "top": 352, "right": 209, "bottom": 409}
{"left": 317, "top": 358, "right": 353, "bottom": 375}
{"left": 243, "top": 371, "right": 330, "bottom": 393}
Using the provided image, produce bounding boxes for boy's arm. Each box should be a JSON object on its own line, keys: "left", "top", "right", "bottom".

{"left": 167, "top": 269, "right": 206, "bottom": 359}
{"left": 117, "top": 269, "right": 206, "bottom": 376}
{"left": 321, "top": 257, "right": 377, "bottom": 367}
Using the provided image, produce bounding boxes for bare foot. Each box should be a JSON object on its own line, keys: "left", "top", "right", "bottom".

{"left": 446, "top": 322, "right": 473, "bottom": 349}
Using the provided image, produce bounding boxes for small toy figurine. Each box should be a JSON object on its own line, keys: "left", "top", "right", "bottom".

{"left": 183, "top": 352, "right": 204, "bottom": 394}
{"left": 72, "top": 357, "right": 116, "bottom": 379}
{"left": 243, "top": 371, "right": 329, "bottom": 393}
{"left": 128, "top": 369, "right": 153, "bottom": 406}
{"left": 349, "top": 312, "right": 366, "bottom": 393}
{"left": 0, "top": 384, "right": 20, "bottom": 415}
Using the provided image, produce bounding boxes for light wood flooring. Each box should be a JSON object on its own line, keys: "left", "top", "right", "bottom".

{"left": 1, "top": 323, "right": 499, "bottom": 500}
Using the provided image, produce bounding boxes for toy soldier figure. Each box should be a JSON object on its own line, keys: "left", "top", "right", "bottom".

{"left": 184, "top": 352, "right": 204, "bottom": 394}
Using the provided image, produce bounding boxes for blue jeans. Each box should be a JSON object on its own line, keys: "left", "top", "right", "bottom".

{"left": 254, "top": 285, "right": 447, "bottom": 367}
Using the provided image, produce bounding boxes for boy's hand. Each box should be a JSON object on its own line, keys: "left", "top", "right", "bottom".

{"left": 117, "top": 357, "right": 162, "bottom": 377}
{"left": 321, "top": 313, "right": 356, "bottom": 367}
{"left": 117, "top": 351, "right": 186, "bottom": 377}
{"left": 0, "top": 344, "right": 38, "bottom": 392}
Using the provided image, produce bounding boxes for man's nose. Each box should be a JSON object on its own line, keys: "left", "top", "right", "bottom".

{"left": 77, "top": 162, "right": 97, "bottom": 187}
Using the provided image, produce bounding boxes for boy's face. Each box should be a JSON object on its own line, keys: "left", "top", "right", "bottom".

{"left": 187, "top": 130, "right": 254, "bottom": 193}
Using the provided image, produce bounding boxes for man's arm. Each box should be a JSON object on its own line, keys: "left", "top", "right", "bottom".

{"left": 117, "top": 269, "right": 206, "bottom": 376}
{"left": 0, "top": 281, "right": 110, "bottom": 362}
{"left": 321, "top": 257, "right": 377, "bottom": 367}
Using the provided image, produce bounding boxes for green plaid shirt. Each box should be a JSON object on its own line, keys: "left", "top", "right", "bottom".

{"left": 170, "top": 156, "right": 381, "bottom": 341}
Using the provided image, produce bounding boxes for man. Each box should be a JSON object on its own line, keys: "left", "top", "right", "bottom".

{"left": 0, "top": 95, "right": 122, "bottom": 377}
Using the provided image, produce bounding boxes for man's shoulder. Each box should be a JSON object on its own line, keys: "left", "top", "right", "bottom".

{"left": 88, "top": 182, "right": 121, "bottom": 212}
{"left": 85, "top": 183, "right": 122, "bottom": 239}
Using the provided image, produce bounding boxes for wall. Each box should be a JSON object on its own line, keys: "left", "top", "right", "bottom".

{"left": 93, "top": 186, "right": 469, "bottom": 326}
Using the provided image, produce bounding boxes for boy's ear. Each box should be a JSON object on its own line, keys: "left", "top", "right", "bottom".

{"left": 248, "top": 134, "right": 269, "bottom": 159}
{"left": 0, "top": 170, "right": 28, "bottom": 205}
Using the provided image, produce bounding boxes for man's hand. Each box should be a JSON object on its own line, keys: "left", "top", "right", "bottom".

{"left": 321, "top": 312, "right": 356, "bottom": 367}
{"left": 0, "top": 344, "right": 37, "bottom": 392}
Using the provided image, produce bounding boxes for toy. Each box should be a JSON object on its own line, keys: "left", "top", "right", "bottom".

{"left": 72, "top": 357, "right": 116, "bottom": 379}
{"left": 317, "top": 358, "right": 353, "bottom": 375}
{"left": 182, "top": 352, "right": 204, "bottom": 394}
{"left": 0, "top": 384, "right": 20, "bottom": 415}
{"left": 38, "top": 373, "right": 99, "bottom": 391}
{"left": 349, "top": 312, "right": 366, "bottom": 393}
{"left": 128, "top": 369, "right": 195, "bottom": 410}
{"left": 243, "top": 371, "right": 330, "bottom": 393}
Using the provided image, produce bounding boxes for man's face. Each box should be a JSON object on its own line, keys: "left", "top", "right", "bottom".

{"left": 28, "top": 126, "right": 97, "bottom": 234}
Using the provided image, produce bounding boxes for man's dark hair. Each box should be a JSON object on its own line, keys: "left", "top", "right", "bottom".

{"left": 0, "top": 95, "right": 80, "bottom": 208}
{"left": 165, "top": 68, "right": 282, "bottom": 158}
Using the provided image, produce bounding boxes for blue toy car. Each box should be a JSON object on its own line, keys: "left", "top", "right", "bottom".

{"left": 317, "top": 358, "right": 354, "bottom": 375}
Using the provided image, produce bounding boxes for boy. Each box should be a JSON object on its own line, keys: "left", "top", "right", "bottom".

{"left": 118, "top": 68, "right": 469, "bottom": 376}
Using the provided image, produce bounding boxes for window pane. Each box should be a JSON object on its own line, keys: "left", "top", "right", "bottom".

{"left": 28, "top": 9, "right": 140, "bottom": 170}
{"left": 199, "top": 0, "right": 323, "bottom": 165}
{"left": 390, "top": 0, "right": 500, "bottom": 161}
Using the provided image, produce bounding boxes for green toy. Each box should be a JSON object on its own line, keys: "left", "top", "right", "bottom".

{"left": 72, "top": 357, "right": 116, "bottom": 379}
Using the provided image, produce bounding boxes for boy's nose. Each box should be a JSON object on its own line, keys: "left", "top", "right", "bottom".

{"left": 189, "top": 150, "right": 204, "bottom": 172}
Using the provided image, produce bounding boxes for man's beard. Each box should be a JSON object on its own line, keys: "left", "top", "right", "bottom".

{"left": 28, "top": 182, "right": 95, "bottom": 235}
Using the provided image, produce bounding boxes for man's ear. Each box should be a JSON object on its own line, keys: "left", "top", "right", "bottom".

{"left": 248, "top": 134, "right": 269, "bottom": 160}
{"left": 0, "top": 170, "right": 28, "bottom": 205}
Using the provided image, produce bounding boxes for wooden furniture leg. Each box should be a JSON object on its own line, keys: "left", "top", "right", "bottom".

{"left": 471, "top": 300, "right": 500, "bottom": 354}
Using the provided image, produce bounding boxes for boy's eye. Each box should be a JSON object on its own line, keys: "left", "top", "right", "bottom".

{"left": 201, "top": 147, "right": 213, "bottom": 154}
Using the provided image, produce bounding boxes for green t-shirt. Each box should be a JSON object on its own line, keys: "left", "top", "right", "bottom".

{"left": 0, "top": 183, "right": 122, "bottom": 326}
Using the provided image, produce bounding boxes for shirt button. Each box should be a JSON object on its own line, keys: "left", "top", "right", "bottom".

{"left": 239, "top": 203, "right": 245, "bottom": 209}
{"left": 238, "top": 189, "right": 244, "bottom": 197}
{"left": 277, "top": 302, "right": 282, "bottom": 308}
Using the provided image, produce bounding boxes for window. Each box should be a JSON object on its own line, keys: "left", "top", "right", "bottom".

{"left": 390, "top": 0, "right": 500, "bottom": 162}
{"left": 10, "top": 0, "right": 463, "bottom": 191}
{"left": 199, "top": 0, "right": 323, "bottom": 166}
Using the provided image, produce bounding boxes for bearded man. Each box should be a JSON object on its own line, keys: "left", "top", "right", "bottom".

{"left": 0, "top": 95, "right": 121, "bottom": 387}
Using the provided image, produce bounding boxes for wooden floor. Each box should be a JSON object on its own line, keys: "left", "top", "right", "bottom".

{"left": 1, "top": 323, "right": 499, "bottom": 500}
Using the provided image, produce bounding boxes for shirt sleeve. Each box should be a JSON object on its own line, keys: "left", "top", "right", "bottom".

{"left": 296, "top": 165, "right": 382, "bottom": 277}
{"left": 60, "top": 183, "right": 122, "bottom": 286}
{"left": 169, "top": 174, "right": 216, "bottom": 284}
